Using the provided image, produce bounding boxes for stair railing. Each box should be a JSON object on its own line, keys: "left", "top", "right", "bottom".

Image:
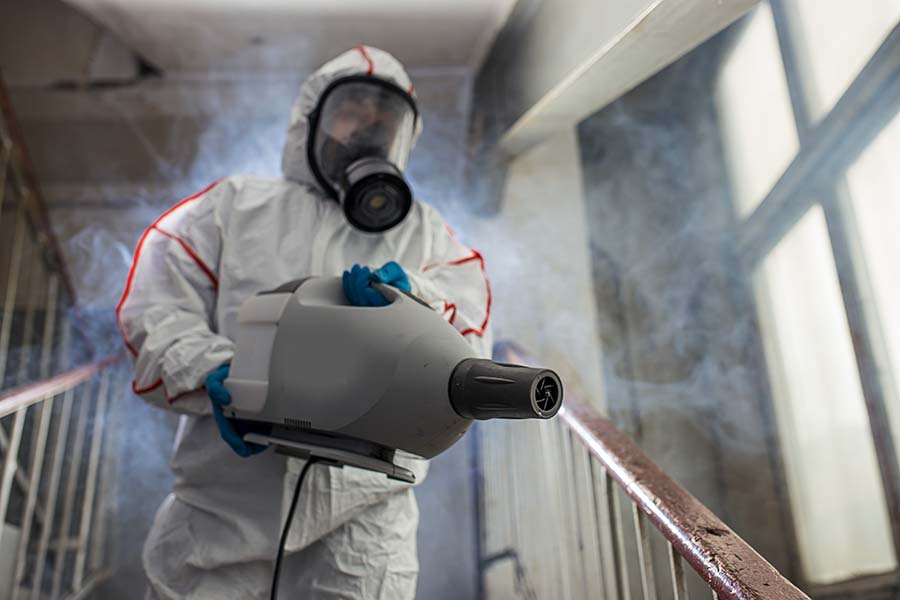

{"left": 478, "top": 341, "right": 809, "bottom": 600}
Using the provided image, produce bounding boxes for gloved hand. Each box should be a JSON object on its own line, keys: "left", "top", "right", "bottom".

{"left": 342, "top": 261, "right": 411, "bottom": 307}
{"left": 373, "top": 261, "right": 411, "bottom": 292}
{"left": 206, "top": 364, "right": 267, "bottom": 457}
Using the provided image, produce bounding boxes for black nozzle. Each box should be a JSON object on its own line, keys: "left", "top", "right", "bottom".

{"left": 449, "top": 359, "right": 563, "bottom": 420}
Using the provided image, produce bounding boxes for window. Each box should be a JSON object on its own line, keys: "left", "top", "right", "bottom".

{"left": 715, "top": 3, "right": 799, "bottom": 217}
{"left": 846, "top": 111, "right": 900, "bottom": 456}
{"left": 782, "top": 0, "right": 900, "bottom": 122}
{"left": 716, "top": 0, "right": 900, "bottom": 589}
{"left": 755, "top": 206, "right": 896, "bottom": 582}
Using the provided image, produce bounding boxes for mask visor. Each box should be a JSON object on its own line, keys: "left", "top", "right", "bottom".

{"left": 312, "top": 80, "right": 416, "bottom": 190}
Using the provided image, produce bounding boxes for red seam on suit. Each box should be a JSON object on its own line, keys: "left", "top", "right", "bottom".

{"left": 436, "top": 300, "right": 458, "bottom": 325}
{"left": 115, "top": 180, "right": 220, "bottom": 357}
{"left": 355, "top": 46, "right": 374, "bottom": 76}
{"left": 132, "top": 378, "right": 163, "bottom": 394}
{"left": 132, "top": 377, "right": 201, "bottom": 404}
{"left": 446, "top": 303, "right": 458, "bottom": 324}
{"left": 458, "top": 250, "right": 491, "bottom": 337}
{"left": 422, "top": 249, "right": 491, "bottom": 337}
{"left": 153, "top": 225, "right": 219, "bottom": 288}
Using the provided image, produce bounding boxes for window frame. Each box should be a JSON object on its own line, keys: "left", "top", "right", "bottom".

{"left": 735, "top": 3, "right": 900, "bottom": 593}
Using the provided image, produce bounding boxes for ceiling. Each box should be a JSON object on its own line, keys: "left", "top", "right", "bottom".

{"left": 61, "top": 0, "right": 517, "bottom": 73}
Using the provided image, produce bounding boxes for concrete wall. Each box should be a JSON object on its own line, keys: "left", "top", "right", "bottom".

{"left": 471, "top": 128, "right": 605, "bottom": 411}
{"left": 576, "top": 25, "right": 795, "bottom": 577}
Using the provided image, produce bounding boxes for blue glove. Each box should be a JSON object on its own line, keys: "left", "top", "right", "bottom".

{"left": 373, "top": 261, "right": 411, "bottom": 292}
{"left": 206, "top": 364, "right": 266, "bottom": 457}
{"left": 342, "top": 262, "right": 411, "bottom": 307}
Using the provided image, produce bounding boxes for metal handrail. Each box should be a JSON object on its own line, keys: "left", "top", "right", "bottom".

{"left": 562, "top": 404, "right": 807, "bottom": 600}
{"left": 492, "top": 342, "right": 810, "bottom": 600}
{"left": 0, "top": 354, "right": 125, "bottom": 600}
{"left": 0, "top": 352, "right": 125, "bottom": 419}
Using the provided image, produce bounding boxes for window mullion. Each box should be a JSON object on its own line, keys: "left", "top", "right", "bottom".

{"left": 819, "top": 185, "right": 900, "bottom": 558}
{"left": 737, "top": 24, "right": 900, "bottom": 270}
{"left": 769, "top": 0, "right": 814, "bottom": 139}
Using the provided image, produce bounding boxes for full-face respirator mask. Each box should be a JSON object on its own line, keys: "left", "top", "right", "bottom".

{"left": 307, "top": 76, "right": 417, "bottom": 233}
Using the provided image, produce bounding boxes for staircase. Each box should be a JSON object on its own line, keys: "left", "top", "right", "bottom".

{"left": 0, "top": 72, "right": 123, "bottom": 600}
{"left": 0, "top": 65, "right": 809, "bottom": 600}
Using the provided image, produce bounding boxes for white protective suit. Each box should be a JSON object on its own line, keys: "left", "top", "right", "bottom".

{"left": 116, "top": 46, "right": 492, "bottom": 599}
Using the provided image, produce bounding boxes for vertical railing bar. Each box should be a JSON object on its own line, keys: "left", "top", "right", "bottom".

{"left": 547, "top": 420, "right": 566, "bottom": 597}
{"left": 592, "top": 460, "right": 620, "bottom": 600}
{"left": 31, "top": 317, "right": 73, "bottom": 600}
{"left": 525, "top": 421, "right": 544, "bottom": 599}
{"left": 632, "top": 504, "right": 659, "bottom": 600}
{"left": 90, "top": 365, "right": 120, "bottom": 572}
{"left": 0, "top": 197, "right": 27, "bottom": 553}
{"left": 14, "top": 257, "right": 51, "bottom": 530}
{"left": 506, "top": 423, "right": 520, "bottom": 556}
{"left": 612, "top": 480, "right": 632, "bottom": 600}
{"left": 0, "top": 407, "right": 27, "bottom": 552}
{"left": 73, "top": 369, "right": 110, "bottom": 590}
{"left": 0, "top": 426, "right": 45, "bottom": 523}
{"left": 11, "top": 241, "right": 44, "bottom": 549}
{"left": 571, "top": 434, "right": 604, "bottom": 597}
{"left": 563, "top": 426, "right": 590, "bottom": 599}
{"left": 491, "top": 423, "right": 507, "bottom": 559}
{"left": 547, "top": 421, "right": 566, "bottom": 596}
{"left": 668, "top": 542, "right": 690, "bottom": 600}
{"left": 511, "top": 422, "right": 532, "bottom": 597}
{"left": 487, "top": 422, "right": 504, "bottom": 557}
{"left": 544, "top": 421, "right": 559, "bottom": 599}
{"left": 14, "top": 237, "right": 38, "bottom": 386}
{"left": 492, "top": 423, "right": 508, "bottom": 555}
{"left": 0, "top": 200, "right": 26, "bottom": 383}
{"left": 12, "top": 274, "right": 58, "bottom": 600}
{"left": 0, "top": 131, "right": 11, "bottom": 228}
{"left": 0, "top": 203, "right": 30, "bottom": 552}
{"left": 478, "top": 423, "right": 494, "bottom": 558}
{"left": 559, "top": 420, "right": 580, "bottom": 599}
{"left": 51, "top": 380, "right": 93, "bottom": 600}
{"left": 30, "top": 386, "right": 73, "bottom": 600}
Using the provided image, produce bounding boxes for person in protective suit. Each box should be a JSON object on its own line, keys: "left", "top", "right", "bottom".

{"left": 116, "top": 45, "right": 492, "bottom": 599}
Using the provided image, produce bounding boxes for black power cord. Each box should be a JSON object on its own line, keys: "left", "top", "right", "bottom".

{"left": 270, "top": 457, "right": 320, "bottom": 600}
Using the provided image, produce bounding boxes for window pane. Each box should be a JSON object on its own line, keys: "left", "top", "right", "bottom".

{"left": 715, "top": 2, "right": 799, "bottom": 217}
{"left": 784, "top": 0, "right": 900, "bottom": 122}
{"left": 847, "top": 110, "right": 900, "bottom": 461}
{"left": 755, "top": 205, "right": 897, "bottom": 583}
